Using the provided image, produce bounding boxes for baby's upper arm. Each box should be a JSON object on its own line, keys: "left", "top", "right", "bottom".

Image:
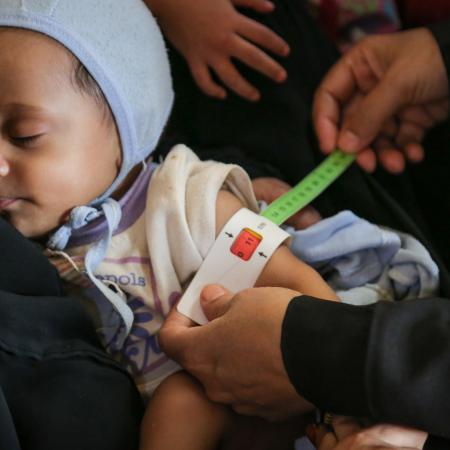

{"left": 215, "top": 190, "right": 245, "bottom": 236}
{"left": 215, "top": 190, "right": 338, "bottom": 301}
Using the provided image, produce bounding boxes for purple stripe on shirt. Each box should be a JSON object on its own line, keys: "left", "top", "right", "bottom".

{"left": 68, "top": 162, "right": 157, "bottom": 247}
{"left": 141, "top": 354, "right": 171, "bottom": 374}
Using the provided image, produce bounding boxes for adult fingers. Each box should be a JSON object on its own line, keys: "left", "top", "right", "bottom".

{"left": 200, "top": 284, "right": 234, "bottom": 321}
{"left": 203, "top": 380, "right": 237, "bottom": 404}
{"left": 313, "top": 56, "right": 358, "bottom": 153}
{"left": 404, "top": 142, "right": 425, "bottom": 163}
{"left": 425, "top": 97, "right": 450, "bottom": 122}
{"left": 231, "top": 402, "right": 285, "bottom": 421}
{"left": 352, "top": 56, "right": 379, "bottom": 94}
{"left": 313, "top": 90, "right": 340, "bottom": 153}
{"left": 213, "top": 58, "right": 260, "bottom": 101}
{"left": 239, "top": 15, "right": 290, "bottom": 57}
{"left": 158, "top": 308, "right": 198, "bottom": 359}
{"left": 316, "top": 425, "right": 338, "bottom": 450}
{"left": 395, "top": 120, "right": 426, "bottom": 158}
{"left": 232, "top": 402, "right": 258, "bottom": 417}
{"left": 355, "top": 148, "right": 377, "bottom": 173}
{"left": 374, "top": 136, "right": 406, "bottom": 173}
{"left": 398, "top": 105, "right": 435, "bottom": 129}
{"left": 338, "top": 76, "right": 408, "bottom": 153}
{"left": 332, "top": 416, "right": 362, "bottom": 441}
{"left": 189, "top": 60, "right": 227, "bottom": 99}
{"left": 365, "top": 424, "right": 428, "bottom": 449}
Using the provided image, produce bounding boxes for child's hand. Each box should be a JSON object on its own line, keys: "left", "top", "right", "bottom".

{"left": 146, "top": 0, "right": 289, "bottom": 101}
{"left": 252, "top": 177, "right": 322, "bottom": 229}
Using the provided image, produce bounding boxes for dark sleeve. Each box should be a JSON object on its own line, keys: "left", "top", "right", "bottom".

{"left": 424, "top": 436, "right": 450, "bottom": 450}
{"left": 280, "top": 296, "right": 450, "bottom": 439}
{"left": 156, "top": 132, "right": 286, "bottom": 179}
{"left": 427, "top": 21, "right": 450, "bottom": 89}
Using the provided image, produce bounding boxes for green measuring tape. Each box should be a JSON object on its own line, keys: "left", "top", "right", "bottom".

{"left": 260, "top": 150, "right": 355, "bottom": 225}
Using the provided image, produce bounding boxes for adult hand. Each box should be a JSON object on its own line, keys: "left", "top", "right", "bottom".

{"left": 314, "top": 416, "right": 428, "bottom": 450}
{"left": 313, "top": 28, "right": 449, "bottom": 173}
{"left": 252, "top": 177, "right": 322, "bottom": 229}
{"left": 145, "top": 0, "right": 289, "bottom": 101}
{"left": 159, "top": 285, "right": 313, "bottom": 421}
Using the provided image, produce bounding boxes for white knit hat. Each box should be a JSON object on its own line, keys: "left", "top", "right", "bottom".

{"left": 0, "top": 0, "right": 174, "bottom": 204}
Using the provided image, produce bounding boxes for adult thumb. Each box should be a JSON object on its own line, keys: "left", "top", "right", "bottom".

{"left": 200, "top": 284, "right": 233, "bottom": 321}
{"left": 338, "top": 77, "right": 406, "bottom": 153}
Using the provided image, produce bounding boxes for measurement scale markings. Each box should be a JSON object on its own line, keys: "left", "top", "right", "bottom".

{"left": 261, "top": 150, "right": 355, "bottom": 226}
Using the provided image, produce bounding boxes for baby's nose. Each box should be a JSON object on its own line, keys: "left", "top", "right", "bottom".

{"left": 0, "top": 154, "right": 10, "bottom": 176}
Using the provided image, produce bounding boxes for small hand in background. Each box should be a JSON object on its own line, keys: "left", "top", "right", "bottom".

{"left": 312, "top": 415, "right": 427, "bottom": 450}
{"left": 147, "top": 0, "right": 289, "bottom": 101}
{"left": 252, "top": 177, "right": 322, "bottom": 229}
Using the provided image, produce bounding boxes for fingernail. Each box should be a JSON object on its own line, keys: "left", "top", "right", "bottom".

{"left": 201, "top": 285, "right": 227, "bottom": 303}
{"left": 338, "top": 130, "right": 360, "bottom": 152}
{"left": 249, "top": 91, "right": 260, "bottom": 102}
{"left": 305, "top": 424, "right": 317, "bottom": 444}
{"left": 216, "top": 90, "right": 227, "bottom": 100}
{"left": 276, "top": 70, "right": 287, "bottom": 82}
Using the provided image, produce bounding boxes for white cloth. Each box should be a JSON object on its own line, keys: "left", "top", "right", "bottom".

{"left": 50, "top": 145, "right": 257, "bottom": 396}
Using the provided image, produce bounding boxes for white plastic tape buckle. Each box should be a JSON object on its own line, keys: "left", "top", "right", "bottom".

{"left": 177, "top": 208, "right": 290, "bottom": 324}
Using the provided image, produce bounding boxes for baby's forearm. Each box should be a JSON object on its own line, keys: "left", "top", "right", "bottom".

{"left": 288, "top": 260, "right": 339, "bottom": 302}
{"left": 256, "top": 245, "right": 339, "bottom": 302}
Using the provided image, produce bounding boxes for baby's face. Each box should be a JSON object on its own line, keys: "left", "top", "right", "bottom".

{"left": 0, "top": 28, "right": 121, "bottom": 238}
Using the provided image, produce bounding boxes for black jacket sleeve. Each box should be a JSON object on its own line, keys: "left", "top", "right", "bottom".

{"left": 281, "top": 296, "right": 450, "bottom": 441}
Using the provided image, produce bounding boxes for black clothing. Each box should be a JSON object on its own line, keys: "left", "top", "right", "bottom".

{"left": 156, "top": 2, "right": 450, "bottom": 447}
{"left": 282, "top": 297, "right": 450, "bottom": 440}
{"left": 0, "top": 219, "right": 144, "bottom": 450}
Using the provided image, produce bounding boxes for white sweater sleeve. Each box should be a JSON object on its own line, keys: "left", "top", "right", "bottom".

{"left": 145, "top": 145, "right": 258, "bottom": 316}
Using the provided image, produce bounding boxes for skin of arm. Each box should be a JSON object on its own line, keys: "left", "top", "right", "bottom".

{"left": 215, "top": 190, "right": 338, "bottom": 301}
{"left": 140, "top": 189, "right": 336, "bottom": 449}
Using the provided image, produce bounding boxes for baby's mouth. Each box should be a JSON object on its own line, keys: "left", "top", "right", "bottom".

{"left": 0, "top": 197, "right": 18, "bottom": 209}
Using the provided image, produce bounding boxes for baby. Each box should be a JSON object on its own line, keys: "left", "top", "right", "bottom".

{"left": 0, "top": 1, "right": 337, "bottom": 449}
